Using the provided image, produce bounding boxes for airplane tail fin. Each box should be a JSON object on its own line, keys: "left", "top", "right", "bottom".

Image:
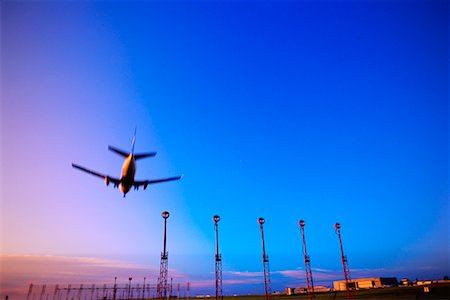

{"left": 130, "top": 128, "right": 156, "bottom": 159}
{"left": 108, "top": 128, "right": 156, "bottom": 159}
{"left": 131, "top": 128, "right": 137, "bottom": 154}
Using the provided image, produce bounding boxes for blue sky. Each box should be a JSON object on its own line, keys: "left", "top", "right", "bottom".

{"left": 1, "top": 0, "right": 448, "bottom": 297}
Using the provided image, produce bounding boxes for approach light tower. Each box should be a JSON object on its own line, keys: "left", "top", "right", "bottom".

{"left": 298, "top": 220, "right": 316, "bottom": 300}
{"left": 258, "top": 218, "right": 272, "bottom": 300}
{"left": 213, "top": 215, "right": 223, "bottom": 300}
{"left": 157, "top": 211, "right": 170, "bottom": 300}
{"left": 334, "top": 222, "right": 354, "bottom": 300}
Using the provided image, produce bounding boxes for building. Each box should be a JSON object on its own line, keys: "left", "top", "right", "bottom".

{"left": 333, "top": 277, "right": 398, "bottom": 291}
{"left": 285, "top": 286, "right": 331, "bottom": 295}
{"left": 400, "top": 278, "right": 412, "bottom": 286}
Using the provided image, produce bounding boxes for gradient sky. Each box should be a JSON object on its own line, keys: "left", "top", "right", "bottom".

{"left": 1, "top": 0, "right": 448, "bottom": 298}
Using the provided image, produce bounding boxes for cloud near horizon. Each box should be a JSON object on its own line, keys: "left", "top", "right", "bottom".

{"left": 0, "top": 254, "right": 162, "bottom": 299}
{"left": 1, "top": 254, "right": 445, "bottom": 298}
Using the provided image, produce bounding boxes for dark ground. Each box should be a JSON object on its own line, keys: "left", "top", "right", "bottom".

{"left": 217, "top": 283, "right": 450, "bottom": 300}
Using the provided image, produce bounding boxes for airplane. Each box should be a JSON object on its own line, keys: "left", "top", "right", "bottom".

{"left": 72, "top": 132, "right": 182, "bottom": 197}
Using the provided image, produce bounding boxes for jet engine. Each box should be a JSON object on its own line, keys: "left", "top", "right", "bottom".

{"left": 105, "top": 177, "right": 110, "bottom": 186}
{"left": 143, "top": 183, "right": 148, "bottom": 190}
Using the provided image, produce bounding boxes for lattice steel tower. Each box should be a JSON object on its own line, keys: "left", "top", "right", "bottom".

{"left": 213, "top": 215, "right": 223, "bottom": 300}
{"left": 157, "top": 211, "right": 170, "bottom": 300}
{"left": 334, "top": 222, "right": 354, "bottom": 300}
{"left": 298, "top": 220, "right": 316, "bottom": 300}
{"left": 258, "top": 218, "right": 272, "bottom": 300}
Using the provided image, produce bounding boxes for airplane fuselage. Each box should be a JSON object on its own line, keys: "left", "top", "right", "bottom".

{"left": 119, "top": 154, "right": 136, "bottom": 195}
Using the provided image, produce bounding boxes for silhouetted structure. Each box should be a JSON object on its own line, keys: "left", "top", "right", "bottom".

{"left": 258, "top": 217, "right": 272, "bottom": 300}
{"left": 26, "top": 282, "right": 163, "bottom": 300}
{"left": 157, "top": 211, "right": 170, "bottom": 300}
{"left": 334, "top": 222, "right": 355, "bottom": 300}
{"left": 26, "top": 283, "right": 33, "bottom": 300}
{"left": 298, "top": 220, "right": 315, "bottom": 300}
{"left": 213, "top": 215, "right": 223, "bottom": 300}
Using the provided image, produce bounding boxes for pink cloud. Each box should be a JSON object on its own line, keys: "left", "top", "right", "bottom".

{"left": 0, "top": 254, "right": 161, "bottom": 299}
{"left": 224, "top": 271, "right": 263, "bottom": 277}
{"left": 275, "top": 269, "right": 303, "bottom": 278}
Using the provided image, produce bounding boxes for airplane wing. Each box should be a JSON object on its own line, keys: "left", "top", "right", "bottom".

{"left": 72, "top": 163, "right": 106, "bottom": 179}
{"left": 72, "top": 163, "right": 121, "bottom": 187}
{"left": 134, "top": 176, "right": 182, "bottom": 189}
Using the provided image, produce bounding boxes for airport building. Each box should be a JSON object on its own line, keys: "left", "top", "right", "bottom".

{"left": 333, "top": 277, "right": 398, "bottom": 291}
{"left": 285, "top": 286, "right": 331, "bottom": 295}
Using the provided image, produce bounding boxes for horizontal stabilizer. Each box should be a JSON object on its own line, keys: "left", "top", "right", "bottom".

{"left": 108, "top": 146, "right": 129, "bottom": 157}
{"left": 134, "top": 152, "right": 157, "bottom": 160}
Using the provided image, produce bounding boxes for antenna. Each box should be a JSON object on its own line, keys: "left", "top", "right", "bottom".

{"left": 298, "top": 220, "right": 315, "bottom": 300}
{"left": 213, "top": 215, "right": 223, "bottom": 300}
{"left": 26, "top": 283, "right": 33, "bottom": 300}
{"left": 258, "top": 218, "right": 272, "bottom": 300}
{"left": 157, "top": 211, "right": 170, "bottom": 300}
{"left": 335, "top": 222, "right": 354, "bottom": 300}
